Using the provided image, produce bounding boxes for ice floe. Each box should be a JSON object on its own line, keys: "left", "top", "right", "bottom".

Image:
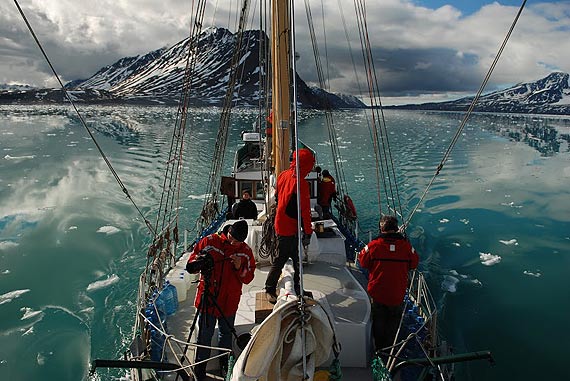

{"left": 499, "top": 239, "right": 518, "bottom": 246}
{"left": 0, "top": 241, "right": 19, "bottom": 250}
{"left": 21, "top": 307, "right": 43, "bottom": 320}
{"left": 479, "top": 252, "right": 501, "bottom": 266}
{"left": 0, "top": 289, "right": 30, "bottom": 305}
{"left": 444, "top": 270, "right": 482, "bottom": 292}
{"left": 441, "top": 275, "right": 460, "bottom": 292}
{"left": 96, "top": 225, "right": 120, "bottom": 235}
{"left": 187, "top": 194, "right": 208, "bottom": 200}
{"left": 523, "top": 270, "right": 541, "bottom": 278}
{"left": 87, "top": 274, "right": 120, "bottom": 292}
{"left": 3, "top": 154, "right": 36, "bottom": 161}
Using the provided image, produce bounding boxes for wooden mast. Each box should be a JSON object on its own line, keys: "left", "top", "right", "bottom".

{"left": 271, "top": 0, "right": 291, "bottom": 176}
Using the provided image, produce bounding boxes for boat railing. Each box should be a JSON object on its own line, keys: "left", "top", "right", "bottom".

{"left": 382, "top": 270, "right": 449, "bottom": 378}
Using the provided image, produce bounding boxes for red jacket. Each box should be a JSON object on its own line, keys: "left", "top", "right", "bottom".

{"left": 274, "top": 149, "right": 315, "bottom": 237}
{"left": 318, "top": 174, "right": 336, "bottom": 207}
{"left": 358, "top": 233, "right": 419, "bottom": 306}
{"left": 187, "top": 232, "right": 255, "bottom": 317}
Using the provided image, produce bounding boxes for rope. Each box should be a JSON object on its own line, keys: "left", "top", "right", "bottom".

{"left": 13, "top": 0, "right": 155, "bottom": 236}
{"left": 352, "top": 0, "right": 404, "bottom": 223}
{"left": 200, "top": 0, "right": 252, "bottom": 229}
{"left": 225, "top": 354, "right": 236, "bottom": 381}
{"left": 303, "top": 0, "right": 350, "bottom": 199}
{"left": 371, "top": 355, "right": 391, "bottom": 381}
{"left": 156, "top": 0, "right": 208, "bottom": 238}
{"left": 259, "top": 204, "right": 278, "bottom": 260}
{"left": 404, "top": 0, "right": 527, "bottom": 228}
{"left": 337, "top": 0, "right": 381, "bottom": 210}
{"left": 328, "top": 358, "right": 343, "bottom": 381}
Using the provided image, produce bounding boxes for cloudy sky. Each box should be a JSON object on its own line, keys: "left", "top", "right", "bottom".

{"left": 1, "top": 0, "right": 569, "bottom": 105}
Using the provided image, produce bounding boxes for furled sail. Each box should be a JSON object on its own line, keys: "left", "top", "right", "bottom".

{"left": 231, "top": 297, "right": 335, "bottom": 381}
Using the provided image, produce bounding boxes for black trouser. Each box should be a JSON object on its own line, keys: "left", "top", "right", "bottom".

{"left": 265, "top": 235, "right": 301, "bottom": 295}
{"left": 371, "top": 302, "right": 403, "bottom": 357}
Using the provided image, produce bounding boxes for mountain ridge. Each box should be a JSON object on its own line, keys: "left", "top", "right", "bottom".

{"left": 1, "top": 27, "right": 569, "bottom": 114}
{"left": 386, "top": 72, "right": 570, "bottom": 115}
{"left": 0, "top": 28, "right": 365, "bottom": 109}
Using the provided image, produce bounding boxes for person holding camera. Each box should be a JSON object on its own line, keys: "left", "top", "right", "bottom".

{"left": 186, "top": 219, "right": 255, "bottom": 380}
{"left": 358, "top": 215, "right": 419, "bottom": 361}
{"left": 265, "top": 148, "right": 315, "bottom": 304}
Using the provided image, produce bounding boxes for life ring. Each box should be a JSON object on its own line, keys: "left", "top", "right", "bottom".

{"left": 344, "top": 195, "right": 357, "bottom": 220}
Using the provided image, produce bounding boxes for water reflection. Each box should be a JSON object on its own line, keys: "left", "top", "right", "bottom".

{"left": 471, "top": 113, "right": 570, "bottom": 156}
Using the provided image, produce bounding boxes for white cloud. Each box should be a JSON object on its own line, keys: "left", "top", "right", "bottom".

{"left": 1, "top": 1, "right": 569, "bottom": 104}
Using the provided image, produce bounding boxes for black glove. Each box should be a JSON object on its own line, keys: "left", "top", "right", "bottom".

{"left": 302, "top": 233, "right": 312, "bottom": 247}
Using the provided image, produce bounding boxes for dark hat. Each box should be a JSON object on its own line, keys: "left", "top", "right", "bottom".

{"left": 230, "top": 220, "right": 248, "bottom": 242}
{"left": 322, "top": 169, "right": 330, "bottom": 177}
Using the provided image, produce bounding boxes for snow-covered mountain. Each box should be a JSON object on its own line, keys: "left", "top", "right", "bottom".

{"left": 0, "top": 84, "right": 36, "bottom": 92}
{"left": 2, "top": 26, "right": 569, "bottom": 115}
{"left": 391, "top": 72, "right": 570, "bottom": 115}
{"left": 0, "top": 27, "right": 365, "bottom": 109}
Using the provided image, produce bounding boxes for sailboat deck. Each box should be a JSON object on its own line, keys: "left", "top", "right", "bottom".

{"left": 160, "top": 222, "right": 373, "bottom": 379}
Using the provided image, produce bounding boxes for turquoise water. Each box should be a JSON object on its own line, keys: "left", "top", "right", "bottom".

{"left": 0, "top": 105, "right": 568, "bottom": 380}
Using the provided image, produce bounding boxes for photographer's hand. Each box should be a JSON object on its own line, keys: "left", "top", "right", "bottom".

{"left": 230, "top": 255, "right": 242, "bottom": 270}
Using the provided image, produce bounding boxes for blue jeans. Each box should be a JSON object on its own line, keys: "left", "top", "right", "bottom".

{"left": 195, "top": 312, "right": 235, "bottom": 380}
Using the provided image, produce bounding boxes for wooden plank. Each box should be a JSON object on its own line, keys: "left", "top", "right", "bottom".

{"left": 255, "top": 291, "right": 274, "bottom": 323}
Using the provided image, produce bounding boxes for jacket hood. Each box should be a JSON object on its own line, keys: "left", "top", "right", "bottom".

{"left": 290, "top": 148, "right": 315, "bottom": 177}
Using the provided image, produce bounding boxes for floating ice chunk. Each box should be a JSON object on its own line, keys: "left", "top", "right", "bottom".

{"left": 0, "top": 289, "right": 30, "bottom": 305}
{"left": 37, "top": 353, "right": 46, "bottom": 366}
{"left": 523, "top": 270, "right": 541, "bottom": 278}
{"left": 452, "top": 242, "right": 461, "bottom": 247}
{"left": 0, "top": 241, "right": 19, "bottom": 250}
{"left": 470, "top": 279, "right": 483, "bottom": 286}
{"left": 96, "top": 225, "right": 120, "bottom": 235}
{"left": 499, "top": 239, "right": 518, "bottom": 246}
{"left": 87, "top": 274, "right": 120, "bottom": 292}
{"left": 187, "top": 193, "right": 208, "bottom": 200}
{"left": 439, "top": 218, "right": 449, "bottom": 223}
{"left": 441, "top": 275, "right": 460, "bottom": 293}
{"left": 4, "top": 154, "right": 35, "bottom": 161}
{"left": 460, "top": 219, "right": 469, "bottom": 225}
{"left": 479, "top": 252, "right": 501, "bottom": 266}
{"left": 20, "top": 307, "right": 42, "bottom": 320}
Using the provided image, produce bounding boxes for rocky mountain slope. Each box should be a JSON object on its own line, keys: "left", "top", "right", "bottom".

{"left": 0, "top": 28, "right": 365, "bottom": 109}
{"left": 389, "top": 72, "right": 570, "bottom": 115}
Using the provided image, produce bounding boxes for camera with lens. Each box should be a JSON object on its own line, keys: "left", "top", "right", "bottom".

{"left": 186, "top": 250, "right": 214, "bottom": 275}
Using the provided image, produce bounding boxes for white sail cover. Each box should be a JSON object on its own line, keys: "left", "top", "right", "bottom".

{"left": 231, "top": 297, "right": 335, "bottom": 381}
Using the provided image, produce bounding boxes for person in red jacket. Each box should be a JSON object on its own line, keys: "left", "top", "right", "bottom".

{"left": 317, "top": 169, "right": 337, "bottom": 218}
{"left": 358, "top": 215, "right": 419, "bottom": 359}
{"left": 265, "top": 148, "right": 315, "bottom": 303}
{"left": 186, "top": 219, "right": 255, "bottom": 380}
